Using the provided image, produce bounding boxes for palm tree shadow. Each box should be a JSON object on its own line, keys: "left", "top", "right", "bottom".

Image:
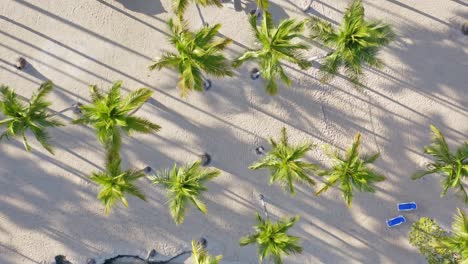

{"left": 113, "top": 0, "right": 166, "bottom": 15}
{"left": 451, "top": 0, "right": 468, "bottom": 7}
{"left": 146, "top": 97, "right": 171, "bottom": 113}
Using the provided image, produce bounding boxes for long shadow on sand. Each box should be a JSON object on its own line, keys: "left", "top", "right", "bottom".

{"left": 1, "top": 1, "right": 467, "bottom": 263}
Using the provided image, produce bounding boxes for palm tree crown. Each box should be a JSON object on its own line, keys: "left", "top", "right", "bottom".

{"left": 412, "top": 125, "right": 468, "bottom": 204}
{"left": 233, "top": 11, "right": 311, "bottom": 95}
{"left": 308, "top": 0, "right": 395, "bottom": 85}
{"left": 150, "top": 18, "right": 233, "bottom": 97}
{"left": 149, "top": 161, "right": 220, "bottom": 224}
{"left": 172, "top": 0, "right": 222, "bottom": 18}
{"left": 191, "top": 240, "right": 223, "bottom": 264}
{"left": 90, "top": 152, "right": 146, "bottom": 214}
{"left": 73, "top": 81, "right": 160, "bottom": 153}
{"left": 316, "top": 133, "right": 385, "bottom": 207}
{"left": 0, "top": 81, "right": 63, "bottom": 154}
{"left": 435, "top": 208, "right": 468, "bottom": 263}
{"left": 240, "top": 213, "right": 302, "bottom": 264}
{"left": 249, "top": 127, "right": 317, "bottom": 195}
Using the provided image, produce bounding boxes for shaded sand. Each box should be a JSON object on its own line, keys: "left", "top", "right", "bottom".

{"left": 0, "top": 0, "right": 467, "bottom": 263}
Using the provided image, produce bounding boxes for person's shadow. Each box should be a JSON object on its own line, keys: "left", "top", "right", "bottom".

{"left": 113, "top": 0, "right": 166, "bottom": 15}
{"left": 21, "top": 62, "right": 48, "bottom": 81}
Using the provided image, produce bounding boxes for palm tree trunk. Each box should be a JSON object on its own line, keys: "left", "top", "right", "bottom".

{"left": 195, "top": 4, "right": 207, "bottom": 26}
{"left": 50, "top": 106, "right": 74, "bottom": 116}
{"left": 307, "top": 52, "right": 331, "bottom": 62}
{"left": 255, "top": 146, "right": 265, "bottom": 155}
{"left": 254, "top": 6, "right": 263, "bottom": 16}
{"left": 200, "top": 153, "right": 211, "bottom": 166}
{"left": 152, "top": 250, "right": 191, "bottom": 264}
{"left": 259, "top": 194, "right": 269, "bottom": 219}
{"left": 145, "top": 249, "right": 157, "bottom": 262}
{"left": 128, "top": 105, "right": 144, "bottom": 116}
{"left": 250, "top": 68, "right": 261, "bottom": 80}
{"left": 201, "top": 74, "right": 212, "bottom": 91}
{"left": 140, "top": 166, "right": 154, "bottom": 183}
{"left": 46, "top": 103, "right": 82, "bottom": 117}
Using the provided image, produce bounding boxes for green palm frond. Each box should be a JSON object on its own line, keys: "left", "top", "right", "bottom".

{"left": 73, "top": 81, "right": 160, "bottom": 154}
{"left": 256, "top": 0, "right": 269, "bottom": 10}
{"left": 249, "top": 127, "right": 317, "bottom": 195}
{"left": 316, "top": 133, "right": 385, "bottom": 207}
{"left": 232, "top": 50, "right": 261, "bottom": 68}
{"left": 179, "top": 65, "right": 205, "bottom": 96}
{"left": 172, "top": 0, "right": 222, "bottom": 18}
{"left": 172, "top": 0, "right": 189, "bottom": 17}
{"left": 191, "top": 240, "right": 223, "bottom": 264}
{"left": 121, "top": 88, "right": 153, "bottom": 112}
{"left": 412, "top": 125, "right": 468, "bottom": 204}
{"left": 90, "top": 152, "right": 146, "bottom": 214}
{"left": 149, "top": 52, "right": 181, "bottom": 71}
{"left": 150, "top": 161, "right": 220, "bottom": 224}
{"left": 198, "top": 0, "right": 223, "bottom": 8}
{"left": 29, "top": 81, "right": 53, "bottom": 107}
{"left": 433, "top": 208, "right": 468, "bottom": 263}
{"left": 150, "top": 18, "right": 232, "bottom": 97}
{"left": 30, "top": 125, "right": 54, "bottom": 154}
{"left": 308, "top": 0, "right": 395, "bottom": 85}
{"left": 0, "top": 82, "right": 63, "bottom": 154}
{"left": 234, "top": 12, "right": 310, "bottom": 95}
{"left": 89, "top": 84, "right": 104, "bottom": 103}
{"left": 240, "top": 213, "right": 302, "bottom": 264}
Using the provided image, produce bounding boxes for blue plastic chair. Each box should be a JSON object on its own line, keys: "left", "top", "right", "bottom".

{"left": 398, "top": 202, "right": 417, "bottom": 211}
{"left": 387, "top": 215, "right": 406, "bottom": 227}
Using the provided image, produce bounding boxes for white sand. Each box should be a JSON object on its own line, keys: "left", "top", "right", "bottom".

{"left": 0, "top": 0, "right": 467, "bottom": 263}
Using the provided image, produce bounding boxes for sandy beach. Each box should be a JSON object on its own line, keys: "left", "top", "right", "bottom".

{"left": 0, "top": 0, "right": 467, "bottom": 263}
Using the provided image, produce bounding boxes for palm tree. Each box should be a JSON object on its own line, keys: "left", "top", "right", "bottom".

{"left": 435, "top": 208, "right": 468, "bottom": 263}
{"left": 150, "top": 18, "right": 233, "bottom": 97}
{"left": 251, "top": 0, "right": 269, "bottom": 16}
{"left": 315, "top": 133, "right": 385, "bottom": 207}
{"left": 90, "top": 151, "right": 146, "bottom": 214}
{"left": 0, "top": 81, "right": 63, "bottom": 154}
{"left": 191, "top": 239, "right": 222, "bottom": 264}
{"left": 412, "top": 125, "right": 468, "bottom": 204}
{"left": 307, "top": 0, "right": 395, "bottom": 85}
{"left": 172, "top": 0, "right": 222, "bottom": 24}
{"left": 249, "top": 127, "right": 317, "bottom": 195}
{"left": 233, "top": 12, "right": 311, "bottom": 95}
{"left": 73, "top": 81, "right": 160, "bottom": 154}
{"left": 149, "top": 161, "right": 220, "bottom": 224}
{"left": 240, "top": 213, "right": 302, "bottom": 264}
{"left": 408, "top": 217, "right": 456, "bottom": 263}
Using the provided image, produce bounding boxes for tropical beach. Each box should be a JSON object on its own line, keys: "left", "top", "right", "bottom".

{"left": 0, "top": 0, "right": 467, "bottom": 263}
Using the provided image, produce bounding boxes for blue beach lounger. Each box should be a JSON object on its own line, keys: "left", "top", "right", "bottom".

{"left": 387, "top": 215, "right": 406, "bottom": 227}
{"left": 398, "top": 202, "right": 417, "bottom": 211}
